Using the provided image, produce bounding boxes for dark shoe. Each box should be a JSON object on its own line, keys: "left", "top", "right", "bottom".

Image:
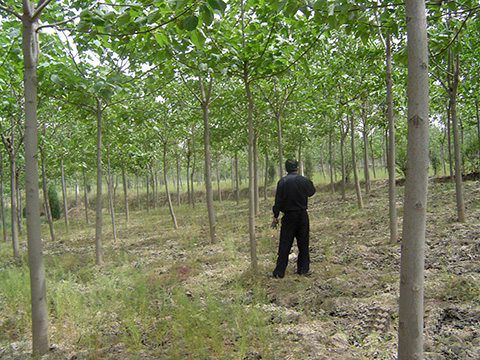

{"left": 297, "top": 271, "right": 312, "bottom": 277}
{"left": 268, "top": 273, "right": 283, "bottom": 279}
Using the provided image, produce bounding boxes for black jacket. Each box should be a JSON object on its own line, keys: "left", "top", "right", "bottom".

{"left": 272, "top": 172, "right": 316, "bottom": 218}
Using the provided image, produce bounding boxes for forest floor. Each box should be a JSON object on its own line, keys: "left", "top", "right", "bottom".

{"left": 2, "top": 177, "right": 480, "bottom": 359}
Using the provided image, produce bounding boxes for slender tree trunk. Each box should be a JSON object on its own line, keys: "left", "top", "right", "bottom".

{"left": 9, "top": 152, "right": 19, "bottom": 257}
{"left": 191, "top": 129, "right": 196, "bottom": 209}
{"left": 22, "top": 5, "right": 49, "bottom": 354}
{"left": 328, "top": 130, "right": 335, "bottom": 194}
{"left": 370, "top": 135, "right": 377, "bottom": 179}
{"left": 350, "top": 115, "right": 363, "bottom": 209}
{"left": 244, "top": 68, "right": 258, "bottom": 273}
{"left": 199, "top": 76, "right": 216, "bottom": 243}
{"left": 176, "top": 156, "right": 181, "bottom": 206}
{"left": 16, "top": 171, "right": 22, "bottom": 236}
{"left": 264, "top": 153, "right": 268, "bottom": 201}
{"left": 253, "top": 134, "right": 259, "bottom": 215}
{"left": 40, "top": 146, "right": 55, "bottom": 242}
{"left": 298, "top": 140, "right": 303, "bottom": 175}
{"left": 83, "top": 168, "right": 89, "bottom": 224}
{"left": 186, "top": 149, "right": 191, "bottom": 206}
{"left": 476, "top": 100, "right": 480, "bottom": 173}
{"left": 146, "top": 172, "right": 150, "bottom": 212}
{"left": 449, "top": 54, "right": 466, "bottom": 222}
{"left": 340, "top": 122, "right": 348, "bottom": 200}
{"left": 276, "top": 113, "right": 284, "bottom": 181}
{"left": 235, "top": 152, "right": 240, "bottom": 205}
{"left": 447, "top": 103, "right": 454, "bottom": 181}
{"left": 386, "top": 32, "right": 398, "bottom": 244}
{"left": 215, "top": 155, "right": 222, "bottom": 203}
{"left": 0, "top": 152, "right": 7, "bottom": 243}
{"left": 94, "top": 99, "right": 103, "bottom": 265}
{"left": 163, "top": 141, "right": 178, "bottom": 229}
{"left": 106, "top": 139, "right": 116, "bottom": 241}
{"left": 60, "top": 158, "right": 69, "bottom": 234}
{"left": 398, "top": 1, "right": 429, "bottom": 358}
{"left": 121, "top": 163, "right": 129, "bottom": 222}
{"left": 362, "top": 101, "right": 371, "bottom": 194}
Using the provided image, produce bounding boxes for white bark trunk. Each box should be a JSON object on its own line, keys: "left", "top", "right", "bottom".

{"left": 398, "top": 1, "right": 429, "bottom": 358}
{"left": 386, "top": 32, "right": 398, "bottom": 244}
{"left": 22, "top": 2, "right": 49, "bottom": 354}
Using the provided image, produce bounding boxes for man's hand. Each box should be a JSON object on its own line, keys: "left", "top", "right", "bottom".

{"left": 270, "top": 217, "right": 279, "bottom": 229}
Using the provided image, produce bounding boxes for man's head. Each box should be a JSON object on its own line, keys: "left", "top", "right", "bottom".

{"left": 285, "top": 159, "right": 298, "bottom": 173}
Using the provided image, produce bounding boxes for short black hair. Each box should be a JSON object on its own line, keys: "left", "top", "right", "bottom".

{"left": 285, "top": 159, "right": 298, "bottom": 172}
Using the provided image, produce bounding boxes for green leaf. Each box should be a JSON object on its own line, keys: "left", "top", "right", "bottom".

{"left": 184, "top": 15, "right": 199, "bottom": 31}
{"left": 207, "top": 0, "right": 227, "bottom": 15}
{"left": 190, "top": 29, "right": 206, "bottom": 48}
{"left": 117, "top": 11, "right": 131, "bottom": 27}
{"left": 201, "top": 5, "right": 214, "bottom": 26}
{"left": 447, "top": 1, "right": 456, "bottom": 11}
{"left": 50, "top": 74, "right": 65, "bottom": 87}
{"left": 154, "top": 32, "right": 169, "bottom": 46}
{"left": 76, "top": 20, "right": 91, "bottom": 33}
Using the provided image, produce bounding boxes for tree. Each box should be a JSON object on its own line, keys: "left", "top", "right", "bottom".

{"left": 0, "top": 0, "right": 58, "bottom": 354}
{"left": 398, "top": 0, "right": 429, "bottom": 358}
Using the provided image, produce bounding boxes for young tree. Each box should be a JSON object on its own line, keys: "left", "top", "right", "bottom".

{"left": 398, "top": 0, "right": 429, "bottom": 358}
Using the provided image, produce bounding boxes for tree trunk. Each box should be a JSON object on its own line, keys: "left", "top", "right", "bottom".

{"left": 176, "top": 156, "right": 181, "bottom": 206}
{"left": 328, "top": 130, "right": 335, "bottom": 194}
{"left": 83, "top": 168, "right": 89, "bottom": 224}
{"left": 9, "top": 149, "right": 19, "bottom": 257}
{"left": 199, "top": 75, "right": 216, "bottom": 243}
{"left": 264, "top": 153, "right": 268, "bottom": 201}
{"left": 190, "top": 127, "right": 196, "bottom": 209}
{"left": 40, "top": 146, "right": 55, "bottom": 242}
{"left": 235, "top": 152, "right": 240, "bottom": 205}
{"left": 449, "top": 54, "right": 466, "bottom": 222}
{"left": 447, "top": 103, "right": 454, "bottom": 181}
{"left": 340, "top": 121, "right": 348, "bottom": 201}
{"left": 386, "top": 32, "right": 398, "bottom": 244}
{"left": 121, "top": 163, "right": 129, "bottom": 222}
{"left": 0, "top": 152, "right": 7, "bottom": 243}
{"left": 362, "top": 101, "right": 371, "bottom": 194}
{"left": 350, "top": 115, "right": 363, "bottom": 209}
{"left": 106, "top": 139, "right": 116, "bottom": 241}
{"left": 22, "top": 4, "right": 49, "bottom": 354}
{"left": 398, "top": 1, "right": 429, "bottom": 358}
{"left": 215, "top": 155, "right": 222, "bottom": 203}
{"left": 244, "top": 66, "right": 258, "bottom": 274}
{"left": 476, "top": 100, "right": 480, "bottom": 173}
{"left": 370, "top": 135, "right": 377, "bottom": 179}
{"left": 253, "top": 134, "right": 259, "bottom": 215}
{"left": 163, "top": 141, "right": 178, "bottom": 229}
{"left": 146, "top": 172, "right": 150, "bottom": 212}
{"left": 60, "top": 158, "right": 69, "bottom": 234}
{"left": 276, "top": 112, "right": 284, "bottom": 181}
{"left": 94, "top": 99, "right": 103, "bottom": 265}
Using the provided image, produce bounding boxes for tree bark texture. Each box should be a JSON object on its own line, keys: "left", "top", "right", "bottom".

{"left": 398, "top": 1, "right": 429, "bottom": 358}
{"left": 22, "top": 2, "right": 50, "bottom": 354}
{"left": 199, "top": 76, "right": 216, "bottom": 243}
{"left": 95, "top": 100, "right": 103, "bottom": 265}
{"left": 386, "top": 32, "right": 398, "bottom": 244}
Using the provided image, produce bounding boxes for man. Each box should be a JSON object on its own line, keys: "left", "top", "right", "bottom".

{"left": 270, "top": 158, "right": 316, "bottom": 278}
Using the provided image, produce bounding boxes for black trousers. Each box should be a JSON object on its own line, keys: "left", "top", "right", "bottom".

{"left": 272, "top": 210, "right": 310, "bottom": 278}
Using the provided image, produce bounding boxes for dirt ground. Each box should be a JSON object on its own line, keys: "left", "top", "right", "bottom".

{"left": 2, "top": 178, "right": 480, "bottom": 359}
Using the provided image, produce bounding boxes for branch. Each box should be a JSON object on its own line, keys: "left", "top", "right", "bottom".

{"left": 0, "top": 3, "right": 22, "bottom": 19}
{"left": 32, "top": 0, "right": 54, "bottom": 20}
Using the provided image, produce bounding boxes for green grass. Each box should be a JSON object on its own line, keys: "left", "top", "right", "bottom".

{"left": 2, "top": 178, "right": 480, "bottom": 358}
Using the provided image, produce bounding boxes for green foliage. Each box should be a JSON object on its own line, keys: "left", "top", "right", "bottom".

{"left": 267, "top": 161, "right": 276, "bottom": 185}
{"left": 304, "top": 151, "right": 314, "bottom": 180}
{"left": 47, "top": 183, "right": 61, "bottom": 220}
